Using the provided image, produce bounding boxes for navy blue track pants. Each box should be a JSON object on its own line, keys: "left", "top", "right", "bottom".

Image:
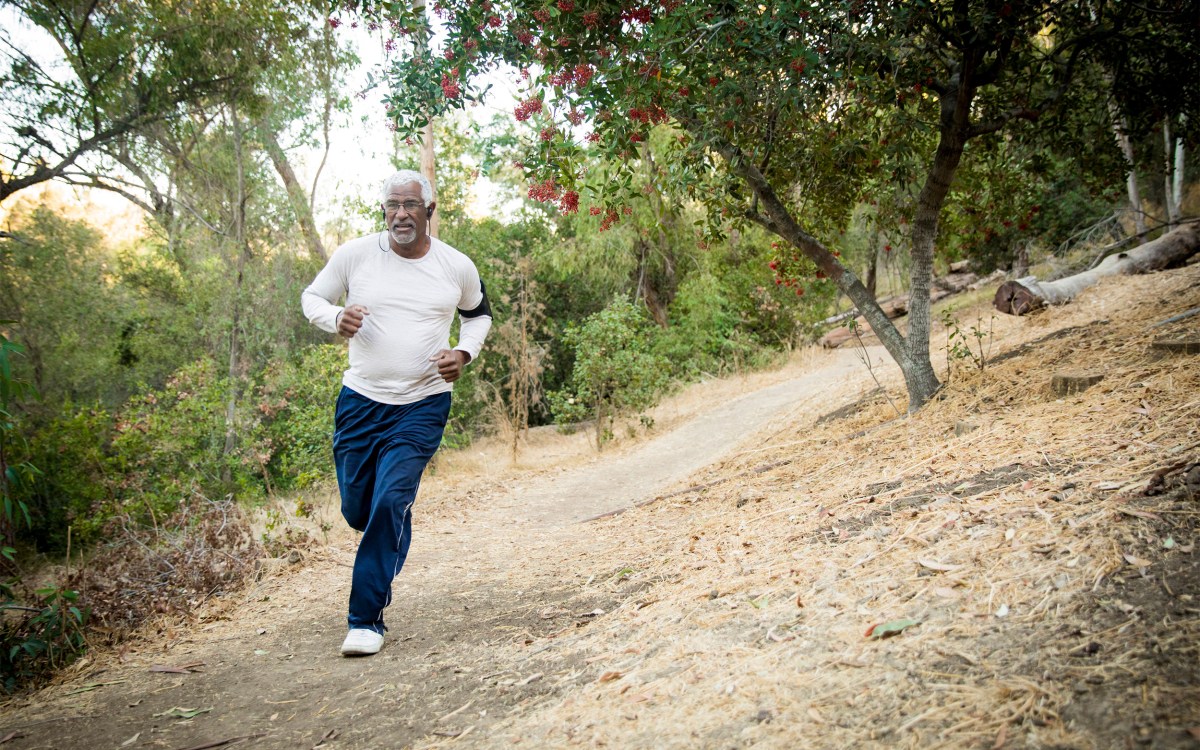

{"left": 333, "top": 387, "right": 450, "bottom": 633}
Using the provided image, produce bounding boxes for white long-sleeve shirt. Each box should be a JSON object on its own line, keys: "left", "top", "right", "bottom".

{"left": 301, "top": 233, "right": 492, "bottom": 405}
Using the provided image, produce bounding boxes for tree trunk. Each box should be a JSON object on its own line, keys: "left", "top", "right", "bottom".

{"left": 994, "top": 222, "right": 1200, "bottom": 315}
{"left": 865, "top": 231, "right": 878, "bottom": 298}
{"left": 222, "top": 110, "right": 251, "bottom": 483}
{"left": 259, "top": 123, "right": 327, "bottom": 261}
{"left": 1173, "top": 116, "right": 1186, "bottom": 224}
{"left": 414, "top": 0, "right": 439, "bottom": 238}
{"left": 1109, "top": 101, "right": 1146, "bottom": 236}
{"left": 1164, "top": 117, "right": 1184, "bottom": 230}
{"left": 902, "top": 63, "right": 981, "bottom": 411}
{"left": 421, "top": 121, "right": 439, "bottom": 238}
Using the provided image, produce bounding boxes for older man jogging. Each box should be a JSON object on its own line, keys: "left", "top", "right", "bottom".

{"left": 301, "top": 169, "right": 491, "bottom": 656}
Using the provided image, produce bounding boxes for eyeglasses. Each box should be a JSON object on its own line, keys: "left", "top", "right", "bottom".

{"left": 384, "top": 199, "right": 426, "bottom": 214}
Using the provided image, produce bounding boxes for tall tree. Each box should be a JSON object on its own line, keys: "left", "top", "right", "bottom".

{"left": 0, "top": 0, "right": 287, "bottom": 203}
{"left": 342, "top": 0, "right": 1180, "bottom": 412}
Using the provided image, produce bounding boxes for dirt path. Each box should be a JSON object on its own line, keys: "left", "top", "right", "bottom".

{"left": 0, "top": 348, "right": 889, "bottom": 750}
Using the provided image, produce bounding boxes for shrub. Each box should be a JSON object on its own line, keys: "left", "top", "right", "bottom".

{"left": 22, "top": 405, "right": 116, "bottom": 549}
{"left": 0, "top": 332, "right": 86, "bottom": 693}
{"left": 253, "top": 343, "right": 344, "bottom": 491}
{"left": 108, "top": 358, "right": 254, "bottom": 524}
{"left": 548, "top": 298, "right": 669, "bottom": 447}
{"left": 0, "top": 584, "right": 87, "bottom": 693}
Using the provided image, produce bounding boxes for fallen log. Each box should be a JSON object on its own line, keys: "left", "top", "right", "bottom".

{"left": 994, "top": 222, "right": 1200, "bottom": 316}
{"left": 819, "top": 295, "right": 911, "bottom": 348}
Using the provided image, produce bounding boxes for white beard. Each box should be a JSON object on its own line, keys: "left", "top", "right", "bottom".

{"left": 390, "top": 226, "right": 418, "bottom": 245}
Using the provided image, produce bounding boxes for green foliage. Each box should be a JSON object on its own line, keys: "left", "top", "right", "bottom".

{"left": 939, "top": 309, "right": 995, "bottom": 381}
{"left": 253, "top": 344, "right": 345, "bottom": 491}
{"left": 110, "top": 358, "right": 262, "bottom": 526}
{"left": 0, "top": 331, "right": 37, "bottom": 551}
{"left": 21, "top": 406, "right": 114, "bottom": 550}
{"left": 0, "top": 336, "right": 86, "bottom": 693}
{"left": 942, "top": 140, "right": 1121, "bottom": 272}
{"left": 0, "top": 584, "right": 87, "bottom": 694}
{"left": 0, "top": 206, "right": 133, "bottom": 404}
{"left": 548, "top": 299, "right": 669, "bottom": 447}
{"left": 1, "top": 0, "right": 316, "bottom": 201}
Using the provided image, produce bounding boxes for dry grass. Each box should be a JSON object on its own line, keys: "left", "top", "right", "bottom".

{"left": 455, "top": 265, "right": 1200, "bottom": 749}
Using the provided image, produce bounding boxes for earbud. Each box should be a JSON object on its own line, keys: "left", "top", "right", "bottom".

{"left": 381, "top": 209, "right": 386, "bottom": 224}
{"left": 426, "top": 207, "right": 434, "bottom": 218}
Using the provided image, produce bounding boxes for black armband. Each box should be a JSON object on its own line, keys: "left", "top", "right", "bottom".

{"left": 459, "top": 281, "right": 492, "bottom": 319}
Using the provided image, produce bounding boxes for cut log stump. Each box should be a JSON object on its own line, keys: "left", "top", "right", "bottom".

{"left": 1050, "top": 373, "right": 1104, "bottom": 397}
{"left": 1150, "top": 337, "right": 1200, "bottom": 355}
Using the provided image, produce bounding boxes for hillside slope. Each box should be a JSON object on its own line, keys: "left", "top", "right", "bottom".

{"left": 1, "top": 265, "right": 1197, "bottom": 749}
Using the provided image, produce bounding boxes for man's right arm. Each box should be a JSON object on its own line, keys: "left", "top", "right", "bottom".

{"left": 301, "top": 252, "right": 349, "bottom": 334}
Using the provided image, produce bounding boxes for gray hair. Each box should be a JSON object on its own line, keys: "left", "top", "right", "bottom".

{"left": 381, "top": 170, "right": 434, "bottom": 205}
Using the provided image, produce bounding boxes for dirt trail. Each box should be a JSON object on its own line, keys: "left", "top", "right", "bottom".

{"left": 0, "top": 347, "right": 888, "bottom": 750}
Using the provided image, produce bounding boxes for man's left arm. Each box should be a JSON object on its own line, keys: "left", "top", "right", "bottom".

{"left": 432, "top": 277, "right": 492, "bottom": 383}
{"left": 455, "top": 279, "right": 492, "bottom": 359}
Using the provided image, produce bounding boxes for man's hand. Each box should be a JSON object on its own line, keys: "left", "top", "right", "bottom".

{"left": 430, "top": 349, "right": 470, "bottom": 383}
{"left": 337, "top": 304, "right": 369, "bottom": 338}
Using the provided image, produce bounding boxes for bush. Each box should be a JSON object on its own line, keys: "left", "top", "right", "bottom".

{"left": 548, "top": 299, "right": 669, "bottom": 447}
{"left": 0, "top": 332, "right": 86, "bottom": 693}
{"left": 0, "top": 584, "right": 87, "bottom": 693}
{"left": 22, "top": 405, "right": 117, "bottom": 549}
{"left": 108, "top": 358, "right": 259, "bottom": 524}
{"left": 253, "top": 343, "right": 344, "bottom": 491}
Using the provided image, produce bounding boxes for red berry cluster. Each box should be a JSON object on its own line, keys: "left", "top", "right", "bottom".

{"left": 598, "top": 208, "right": 621, "bottom": 231}
{"left": 548, "top": 64, "right": 592, "bottom": 88}
{"left": 627, "top": 105, "right": 667, "bottom": 124}
{"left": 441, "top": 71, "right": 461, "bottom": 99}
{"left": 557, "top": 0, "right": 575, "bottom": 11}
{"left": 487, "top": 15, "right": 503, "bottom": 27}
{"left": 532, "top": 9, "right": 551, "bottom": 24}
{"left": 582, "top": 10, "right": 600, "bottom": 27}
{"left": 526, "top": 180, "right": 581, "bottom": 216}
{"left": 516, "top": 29, "right": 534, "bottom": 45}
{"left": 527, "top": 179, "right": 560, "bottom": 203}
{"left": 573, "top": 63, "right": 595, "bottom": 87}
{"left": 586, "top": 132, "right": 602, "bottom": 143}
{"left": 327, "top": 16, "right": 341, "bottom": 28}
{"left": 566, "top": 107, "right": 584, "bottom": 125}
{"left": 539, "top": 125, "right": 557, "bottom": 141}
{"left": 559, "top": 190, "right": 579, "bottom": 214}
{"left": 514, "top": 97, "right": 543, "bottom": 121}
{"left": 620, "top": 6, "right": 653, "bottom": 24}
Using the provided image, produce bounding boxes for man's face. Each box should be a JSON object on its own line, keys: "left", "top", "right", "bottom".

{"left": 383, "top": 181, "right": 431, "bottom": 251}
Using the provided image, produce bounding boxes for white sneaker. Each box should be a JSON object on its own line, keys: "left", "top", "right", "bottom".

{"left": 340, "top": 628, "right": 384, "bottom": 656}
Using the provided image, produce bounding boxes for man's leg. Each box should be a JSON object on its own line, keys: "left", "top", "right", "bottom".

{"left": 333, "top": 387, "right": 379, "bottom": 533}
{"left": 346, "top": 392, "right": 450, "bottom": 634}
